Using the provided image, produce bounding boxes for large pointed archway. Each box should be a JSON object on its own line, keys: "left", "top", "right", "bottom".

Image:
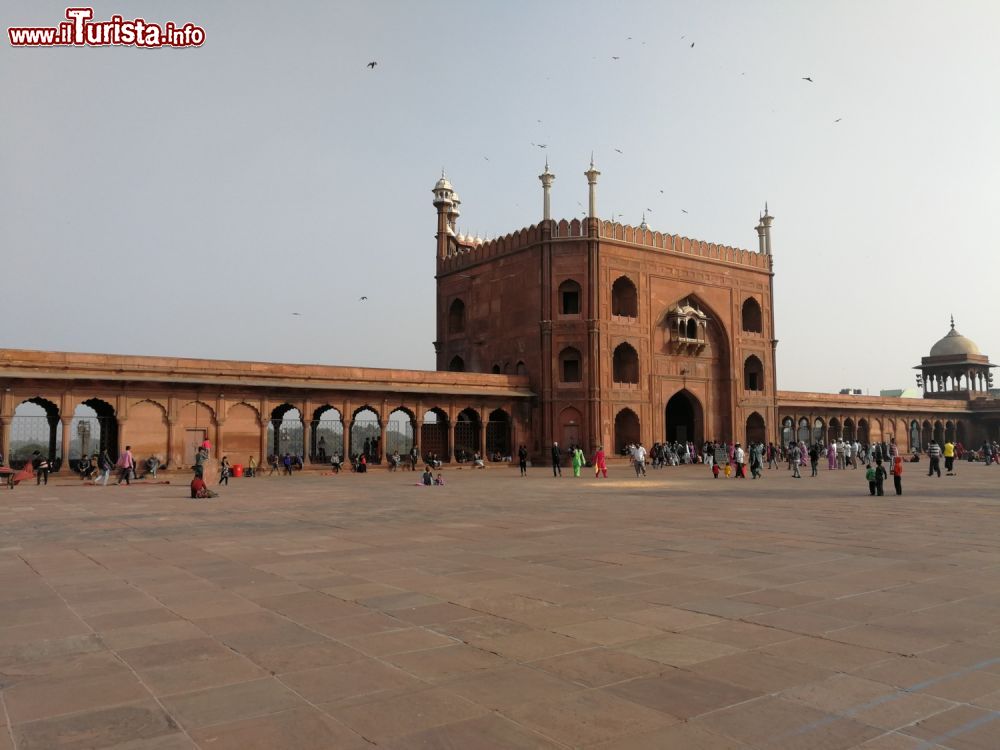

{"left": 665, "top": 390, "right": 702, "bottom": 444}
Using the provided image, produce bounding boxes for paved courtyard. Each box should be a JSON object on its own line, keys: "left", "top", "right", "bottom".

{"left": 0, "top": 462, "right": 999, "bottom": 749}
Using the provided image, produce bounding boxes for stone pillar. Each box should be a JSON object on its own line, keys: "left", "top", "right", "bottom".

{"left": 0, "top": 418, "right": 10, "bottom": 462}
{"left": 60, "top": 416, "right": 72, "bottom": 470}
{"left": 479, "top": 412, "right": 487, "bottom": 457}
{"left": 449, "top": 417, "right": 458, "bottom": 463}
{"left": 116, "top": 418, "right": 128, "bottom": 457}
{"left": 539, "top": 160, "right": 555, "bottom": 222}
{"left": 302, "top": 418, "right": 311, "bottom": 463}
{"left": 167, "top": 419, "right": 178, "bottom": 469}
{"left": 215, "top": 421, "right": 225, "bottom": 460}
{"left": 258, "top": 420, "right": 268, "bottom": 464}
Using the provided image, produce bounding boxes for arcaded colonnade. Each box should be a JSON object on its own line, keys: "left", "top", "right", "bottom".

{"left": 0, "top": 349, "right": 533, "bottom": 470}
{"left": 776, "top": 391, "right": 979, "bottom": 451}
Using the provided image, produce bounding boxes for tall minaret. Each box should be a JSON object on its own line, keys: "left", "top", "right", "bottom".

{"left": 754, "top": 213, "right": 766, "bottom": 253}
{"left": 432, "top": 171, "right": 455, "bottom": 259}
{"left": 584, "top": 153, "right": 600, "bottom": 218}
{"left": 539, "top": 158, "right": 555, "bottom": 222}
{"left": 761, "top": 202, "right": 774, "bottom": 254}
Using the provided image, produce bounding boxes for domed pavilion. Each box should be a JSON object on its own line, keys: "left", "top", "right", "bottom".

{"left": 917, "top": 317, "right": 995, "bottom": 399}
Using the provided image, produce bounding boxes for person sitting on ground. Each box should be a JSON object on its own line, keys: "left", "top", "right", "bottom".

{"left": 330, "top": 453, "right": 342, "bottom": 473}
{"left": 422, "top": 468, "right": 433, "bottom": 486}
{"left": 190, "top": 474, "right": 218, "bottom": 499}
{"left": 388, "top": 451, "right": 400, "bottom": 471}
{"left": 472, "top": 452, "right": 485, "bottom": 469}
{"left": 358, "top": 454, "right": 367, "bottom": 473}
{"left": 145, "top": 455, "right": 160, "bottom": 479}
{"left": 434, "top": 473, "right": 445, "bottom": 485}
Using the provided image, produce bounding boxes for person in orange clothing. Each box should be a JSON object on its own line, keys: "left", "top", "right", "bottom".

{"left": 892, "top": 455, "right": 903, "bottom": 496}
{"left": 592, "top": 446, "right": 608, "bottom": 478}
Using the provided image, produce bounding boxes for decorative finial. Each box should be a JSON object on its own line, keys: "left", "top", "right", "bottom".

{"left": 950, "top": 314, "right": 955, "bottom": 330}
{"left": 441, "top": 168, "right": 446, "bottom": 178}
{"left": 545, "top": 156, "right": 549, "bottom": 171}
{"left": 590, "top": 151, "right": 594, "bottom": 168}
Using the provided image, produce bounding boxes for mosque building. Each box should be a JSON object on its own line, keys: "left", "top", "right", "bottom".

{"left": 0, "top": 164, "right": 996, "bottom": 470}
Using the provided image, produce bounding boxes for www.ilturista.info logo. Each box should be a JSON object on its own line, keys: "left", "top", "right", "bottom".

{"left": 8, "top": 7, "right": 205, "bottom": 48}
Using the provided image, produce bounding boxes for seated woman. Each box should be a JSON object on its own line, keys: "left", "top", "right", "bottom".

{"left": 472, "top": 452, "right": 485, "bottom": 469}
{"left": 190, "top": 475, "right": 218, "bottom": 499}
{"left": 421, "top": 468, "right": 433, "bottom": 485}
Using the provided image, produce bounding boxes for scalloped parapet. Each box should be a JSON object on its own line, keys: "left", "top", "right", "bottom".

{"left": 436, "top": 218, "right": 772, "bottom": 274}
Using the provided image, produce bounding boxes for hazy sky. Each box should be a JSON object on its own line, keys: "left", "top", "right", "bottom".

{"left": 3, "top": 1, "right": 998, "bottom": 394}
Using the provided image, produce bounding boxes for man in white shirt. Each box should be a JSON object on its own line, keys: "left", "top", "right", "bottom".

{"left": 632, "top": 443, "right": 647, "bottom": 477}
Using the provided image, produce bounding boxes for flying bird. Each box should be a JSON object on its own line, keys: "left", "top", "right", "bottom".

{"left": 611, "top": 56, "right": 620, "bottom": 60}
{"left": 802, "top": 76, "right": 813, "bottom": 82}
{"left": 681, "top": 209, "right": 688, "bottom": 214}
{"left": 659, "top": 189, "right": 664, "bottom": 194}
{"left": 834, "top": 117, "right": 842, "bottom": 123}
{"left": 531, "top": 142, "right": 547, "bottom": 149}
{"left": 690, "top": 42, "right": 695, "bottom": 48}
{"left": 646, "top": 208, "right": 653, "bottom": 212}
{"left": 614, "top": 148, "right": 623, "bottom": 154}
{"left": 483, "top": 156, "right": 489, "bottom": 161}
{"left": 367, "top": 61, "right": 377, "bottom": 69}
{"left": 291, "top": 312, "right": 302, "bottom": 316}
{"left": 359, "top": 296, "right": 368, "bottom": 301}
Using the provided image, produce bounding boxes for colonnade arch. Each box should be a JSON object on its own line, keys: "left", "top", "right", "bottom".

{"left": 777, "top": 410, "right": 972, "bottom": 454}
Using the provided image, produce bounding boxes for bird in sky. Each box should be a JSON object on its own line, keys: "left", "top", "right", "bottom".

{"left": 681, "top": 209, "right": 689, "bottom": 214}
{"left": 359, "top": 296, "right": 368, "bottom": 301}
{"left": 834, "top": 117, "right": 842, "bottom": 123}
{"left": 531, "top": 142, "right": 547, "bottom": 149}
{"left": 291, "top": 312, "right": 302, "bottom": 316}
{"left": 611, "top": 56, "right": 620, "bottom": 60}
{"left": 659, "top": 189, "right": 664, "bottom": 194}
{"left": 690, "top": 42, "right": 695, "bottom": 48}
{"left": 367, "top": 61, "right": 377, "bottom": 69}
{"left": 626, "top": 36, "right": 632, "bottom": 40}
{"left": 484, "top": 156, "right": 490, "bottom": 161}
{"left": 802, "top": 76, "right": 813, "bottom": 82}
{"left": 614, "top": 148, "right": 623, "bottom": 154}
{"left": 646, "top": 208, "right": 653, "bottom": 212}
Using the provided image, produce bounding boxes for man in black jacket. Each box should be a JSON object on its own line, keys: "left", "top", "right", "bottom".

{"left": 551, "top": 442, "right": 562, "bottom": 477}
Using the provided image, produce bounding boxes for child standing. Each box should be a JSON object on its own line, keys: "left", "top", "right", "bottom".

{"left": 724, "top": 463, "right": 732, "bottom": 478}
{"left": 892, "top": 455, "right": 903, "bottom": 496}
{"left": 712, "top": 461, "right": 720, "bottom": 479}
{"left": 866, "top": 464, "right": 877, "bottom": 496}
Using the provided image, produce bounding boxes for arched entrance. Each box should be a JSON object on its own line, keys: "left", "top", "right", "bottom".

{"left": 386, "top": 408, "right": 416, "bottom": 456}
{"left": 455, "top": 408, "right": 480, "bottom": 460}
{"left": 69, "top": 399, "right": 118, "bottom": 469}
{"left": 665, "top": 390, "right": 700, "bottom": 444}
{"left": 350, "top": 406, "right": 381, "bottom": 462}
{"left": 268, "top": 404, "right": 302, "bottom": 459}
{"left": 486, "top": 409, "right": 511, "bottom": 459}
{"left": 746, "top": 412, "right": 766, "bottom": 444}
{"left": 781, "top": 417, "right": 794, "bottom": 446}
{"left": 311, "top": 406, "right": 344, "bottom": 462}
{"left": 420, "top": 408, "right": 449, "bottom": 461}
{"left": 9, "top": 397, "right": 60, "bottom": 467}
{"left": 614, "top": 408, "right": 640, "bottom": 454}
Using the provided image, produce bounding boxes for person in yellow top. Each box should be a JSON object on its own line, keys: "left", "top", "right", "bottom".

{"left": 943, "top": 441, "right": 956, "bottom": 475}
{"left": 247, "top": 455, "right": 257, "bottom": 478}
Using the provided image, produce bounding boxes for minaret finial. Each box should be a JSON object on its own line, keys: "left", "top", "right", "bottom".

{"left": 545, "top": 156, "right": 549, "bottom": 171}
{"left": 590, "top": 151, "right": 594, "bottom": 168}
{"left": 950, "top": 314, "right": 955, "bottom": 330}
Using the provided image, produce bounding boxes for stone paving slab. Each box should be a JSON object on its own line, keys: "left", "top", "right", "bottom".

{"left": 1, "top": 464, "right": 999, "bottom": 747}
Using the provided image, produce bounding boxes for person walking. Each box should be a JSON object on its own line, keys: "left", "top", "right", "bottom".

{"left": 632, "top": 443, "right": 647, "bottom": 477}
{"left": 115, "top": 445, "right": 134, "bottom": 486}
{"left": 892, "top": 455, "right": 903, "bottom": 495}
{"left": 35, "top": 452, "right": 50, "bottom": 485}
{"left": 791, "top": 443, "right": 802, "bottom": 478}
{"left": 734, "top": 443, "right": 746, "bottom": 478}
{"left": 282, "top": 453, "right": 293, "bottom": 475}
{"left": 809, "top": 444, "right": 819, "bottom": 477}
{"left": 219, "top": 456, "right": 231, "bottom": 485}
{"left": 518, "top": 445, "right": 528, "bottom": 477}
{"left": 571, "top": 445, "right": 584, "bottom": 477}
{"left": 943, "top": 439, "right": 956, "bottom": 475}
{"left": 247, "top": 455, "right": 257, "bottom": 478}
{"left": 927, "top": 439, "right": 942, "bottom": 477}
{"left": 866, "top": 464, "right": 877, "bottom": 495}
{"left": 592, "top": 445, "right": 608, "bottom": 478}
{"left": 551, "top": 441, "right": 562, "bottom": 477}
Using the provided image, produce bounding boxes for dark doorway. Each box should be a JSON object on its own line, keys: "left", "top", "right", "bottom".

{"left": 746, "top": 412, "right": 766, "bottom": 444}
{"left": 665, "top": 390, "right": 699, "bottom": 444}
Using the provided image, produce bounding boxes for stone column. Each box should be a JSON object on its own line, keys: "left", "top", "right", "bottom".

{"left": 449, "top": 416, "right": 458, "bottom": 463}
{"left": 478, "top": 411, "right": 487, "bottom": 457}
{"left": 60, "top": 416, "right": 72, "bottom": 470}
{"left": 167, "top": 419, "right": 178, "bottom": 469}
{"left": 258, "top": 420, "right": 268, "bottom": 464}
{"left": 116, "top": 418, "right": 128, "bottom": 456}
{"left": 215, "top": 421, "right": 225, "bottom": 460}
{"left": 0, "top": 418, "right": 10, "bottom": 461}
{"left": 302, "top": 418, "right": 311, "bottom": 463}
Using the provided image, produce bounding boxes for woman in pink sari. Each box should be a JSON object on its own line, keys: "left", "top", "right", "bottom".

{"left": 827, "top": 442, "right": 836, "bottom": 470}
